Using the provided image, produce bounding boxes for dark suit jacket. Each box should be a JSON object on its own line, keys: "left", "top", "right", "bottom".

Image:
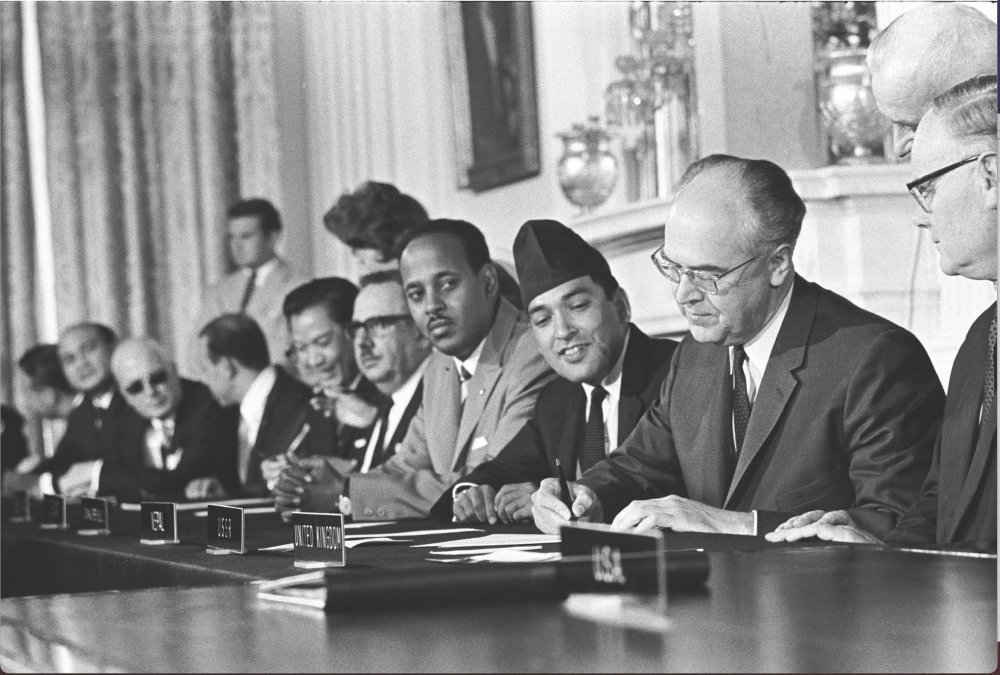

{"left": 98, "top": 379, "right": 233, "bottom": 501}
{"left": 886, "top": 303, "right": 996, "bottom": 548}
{"left": 344, "top": 380, "right": 423, "bottom": 469}
{"left": 1, "top": 405, "right": 29, "bottom": 473}
{"left": 34, "top": 389, "right": 139, "bottom": 480}
{"left": 577, "top": 277, "right": 945, "bottom": 538}
{"left": 430, "top": 326, "right": 676, "bottom": 520}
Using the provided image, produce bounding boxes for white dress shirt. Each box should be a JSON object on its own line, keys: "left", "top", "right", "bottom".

{"left": 580, "top": 330, "right": 631, "bottom": 461}
{"left": 359, "top": 358, "right": 428, "bottom": 474}
{"left": 144, "top": 416, "right": 179, "bottom": 471}
{"left": 454, "top": 337, "right": 486, "bottom": 403}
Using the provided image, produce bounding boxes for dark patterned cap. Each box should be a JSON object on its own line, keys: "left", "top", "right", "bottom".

{"left": 513, "top": 219, "right": 617, "bottom": 308}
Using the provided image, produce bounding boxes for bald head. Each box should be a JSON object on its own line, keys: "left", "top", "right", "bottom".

{"left": 867, "top": 4, "right": 997, "bottom": 158}
{"left": 112, "top": 338, "right": 183, "bottom": 419}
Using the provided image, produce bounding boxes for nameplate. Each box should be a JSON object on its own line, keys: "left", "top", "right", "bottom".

{"left": 140, "top": 502, "right": 179, "bottom": 544}
{"left": 39, "top": 494, "right": 67, "bottom": 529}
{"left": 9, "top": 490, "right": 30, "bottom": 522}
{"left": 559, "top": 522, "right": 666, "bottom": 597}
{"left": 78, "top": 497, "right": 111, "bottom": 535}
{"left": 291, "top": 512, "right": 345, "bottom": 568}
{"left": 206, "top": 504, "right": 246, "bottom": 554}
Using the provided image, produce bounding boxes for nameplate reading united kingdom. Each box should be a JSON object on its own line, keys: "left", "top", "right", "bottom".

{"left": 40, "top": 494, "right": 67, "bottom": 529}
{"left": 78, "top": 497, "right": 111, "bottom": 535}
{"left": 9, "top": 490, "right": 30, "bottom": 523}
{"left": 559, "top": 521, "right": 665, "bottom": 597}
{"left": 140, "top": 502, "right": 179, "bottom": 544}
{"left": 206, "top": 504, "right": 246, "bottom": 554}
{"left": 291, "top": 512, "right": 345, "bottom": 568}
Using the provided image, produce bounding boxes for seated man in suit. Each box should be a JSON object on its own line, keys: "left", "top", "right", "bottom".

{"left": 186, "top": 198, "right": 308, "bottom": 374}
{"left": 768, "top": 77, "right": 997, "bottom": 550}
{"left": 19, "top": 323, "right": 141, "bottom": 496}
{"left": 97, "top": 338, "right": 232, "bottom": 501}
{"left": 276, "top": 219, "right": 553, "bottom": 520}
{"left": 197, "top": 313, "right": 328, "bottom": 497}
{"left": 433, "top": 219, "right": 676, "bottom": 524}
{"left": 532, "top": 154, "right": 945, "bottom": 537}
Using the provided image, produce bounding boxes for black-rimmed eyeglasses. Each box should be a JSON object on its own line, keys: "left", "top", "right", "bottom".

{"left": 346, "top": 314, "right": 412, "bottom": 340}
{"left": 906, "top": 154, "right": 982, "bottom": 213}
{"left": 650, "top": 246, "right": 759, "bottom": 295}
{"left": 123, "top": 369, "right": 169, "bottom": 396}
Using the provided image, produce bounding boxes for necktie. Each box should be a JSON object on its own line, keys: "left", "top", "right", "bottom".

{"left": 156, "top": 418, "right": 175, "bottom": 470}
{"left": 732, "top": 345, "right": 752, "bottom": 453}
{"left": 238, "top": 268, "right": 257, "bottom": 312}
{"left": 580, "top": 386, "right": 608, "bottom": 473}
{"left": 366, "top": 403, "right": 392, "bottom": 471}
{"left": 981, "top": 312, "right": 997, "bottom": 424}
{"left": 459, "top": 366, "right": 472, "bottom": 405}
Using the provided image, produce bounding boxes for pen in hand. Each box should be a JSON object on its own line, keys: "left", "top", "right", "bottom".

{"left": 555, "top": 458, "right": 578, "bottom": 522}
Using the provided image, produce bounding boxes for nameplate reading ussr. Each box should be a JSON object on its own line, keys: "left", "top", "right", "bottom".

{"left": 291, "top": 512, "right": 345, "bottom": 568}
{"left": 40, "top": 494, "right": 68, "bottom": 529}
{"left": 78, "top": 497, "right": 111, "bottom": 535}
{"left": 10, "top": 490, "right": 30, "bottom": 522}
{"left": 559, "top": 521, "right": 665, "bottom": 596}
{"left": 140, "top": 502, "right": 179, "bottom": 544}
{"left": 206, "top": 504, "right": 246, "bottom": 554}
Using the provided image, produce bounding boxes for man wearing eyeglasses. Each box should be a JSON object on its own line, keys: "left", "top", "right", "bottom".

{"left": 94, "top": 338, "right": 230, "bottom": 501}
{"left": 532, "top": 154, "right": 945, "bottom": 538}
{"left": 769, "top": 77, "right": 997, "bottom": 551}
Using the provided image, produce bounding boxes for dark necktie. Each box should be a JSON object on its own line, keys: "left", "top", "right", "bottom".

{"left": 459, "top": 366, "right": 472, "bottom": 405}
{"left": 238, "top": 268, "right": 257, "bottom": 312}
{"left": 982, "top": 313, "right": 997, "bottom": 424}
{"left": 580, "top": 386, "right": 608, "bottom": 473}
{"left": 732, "top": 345, "right": 752, "bottom": 453}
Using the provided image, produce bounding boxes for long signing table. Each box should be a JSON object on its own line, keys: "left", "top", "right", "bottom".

{"left": 1, "top": 501, "right": 996, "bottom": 672}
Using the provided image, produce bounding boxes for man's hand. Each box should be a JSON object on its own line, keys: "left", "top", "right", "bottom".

{"left": 611, "top": 495, "right": 754, "bottom": 534}
{"left": 58, "top": 461, "right": 100, "bottom": 497}
{"left": 261, "top": 456, "right": 289, "bottom": 491}
{"left": 273, "top": 456, "right": 355, "bottom": 519}
{"left": 494, "top": 482, "right": 537, "bottom": 524}
{"left": 311, "top": 389, "right": 379, "bottom": 428}
{"left": 454, "top": 485, "right": 498, "bottom": 524}
{"left": 530, "top": 477, "right": 603, "bottom": 534}
{"left": 764, "top": 509, "right": 882, "bottom": 544}
{"left": 185, "top": 477, "right": 228, "bottom": 500}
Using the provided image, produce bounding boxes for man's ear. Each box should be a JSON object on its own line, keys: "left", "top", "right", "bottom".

{"left": 979, "top": 152, "right": 997, "bottom": 211}
{"left": 479, "top": 262, "right": 499, "bottom": 299}
{"left": 768, "top": 243, "right": 794, "bottom": 287}
{"left": 612, "top": 286, "right": 632, "bottom": 325}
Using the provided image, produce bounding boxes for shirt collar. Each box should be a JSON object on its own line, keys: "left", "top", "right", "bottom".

{"left": 240, "top": 366, "right": 277, "bottom": 423}
{"left": 91, "top": 388, "right": 114, "bottom": 410}
{"left": 453, "top": 337, "right": 487, "bottom": 379}
{"left": 732, "top": 278, "right": 794, "bottom": 376}
{"left": 581, "top": 329, "right": 630, "bottom": 402}
{"left": 390, "top": 357, "right": 428, "bottom": 408}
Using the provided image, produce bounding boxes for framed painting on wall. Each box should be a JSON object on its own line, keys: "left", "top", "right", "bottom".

{"left": 445, "top": 2, "right": 541, "bottom": 192}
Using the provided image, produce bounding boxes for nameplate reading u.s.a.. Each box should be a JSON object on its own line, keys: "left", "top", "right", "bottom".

{"left": 40, "top": 494, "right": 68, "bottom": 529}
{"left": 291, "top": 512, "right": 345, "bottom": 568}
{"left": 559, "top": 521, "right": 666, "bottom": 597}
{"left": 206, "top": 504, "right": 246, "bottom": 554}
{"left": 9, "top": 490, "right": 31, "bottom": 523}
{"left": 78, "top": 497, "right": 111, "bottom": 535}
{"left": 140, "top": 502, "right": 179, "bottom": 544}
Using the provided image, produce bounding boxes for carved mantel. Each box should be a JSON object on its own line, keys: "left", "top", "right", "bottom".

{"left": 571, "top": 163, "right": 995, "bottom": 384}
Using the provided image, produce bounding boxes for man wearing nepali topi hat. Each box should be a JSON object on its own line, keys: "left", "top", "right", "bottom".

{"left": 432, "top": 219, "right": 677, "bottom": 524}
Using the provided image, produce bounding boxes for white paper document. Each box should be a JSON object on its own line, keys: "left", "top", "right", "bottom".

{"left": 345, "top": 527, "right": 482, "bottom": 540}
{"left": 429, "top": 545, "right": 544, "bottom": 556}
{"left": 414, "top": 533, "right": 560, "bottom": 548}
{"left": 430, "top": 549, "right": 562, "bottom": 563}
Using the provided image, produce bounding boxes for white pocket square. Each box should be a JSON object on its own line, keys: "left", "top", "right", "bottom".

{"left": 471, "top": 436, "right": 488, "bottom": 451}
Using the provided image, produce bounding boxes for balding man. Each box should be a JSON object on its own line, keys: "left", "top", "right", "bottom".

{"left": 866, "top": 3, "right": 996, "bottom": 158}
{"left": 98, "top": 338, "right": 231, "bottom": 501}
{"left": 769, "top": 76, "right": 998, "bottom": 550}
{"left": 532, "top": 155, "right": 944, "bottom": 537}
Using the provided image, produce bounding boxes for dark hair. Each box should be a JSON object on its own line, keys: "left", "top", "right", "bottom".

{"left": 18, "top": 344, "right": 72, "bottom": 394}
{"left": 199, "top": 314, "right": 270, "bottom": 371}
{"left": 676, "top": 154, "right": 806, "bottom": 253}
{"left": 227, "top": 198, "right": 282, "bottom": 235}
{"left": 359, "top": 269, "right": 404, "bottom": 288}
{"left": 396, "top": 218, "right": 491, "bottom": 272}
{"left": 323, "top": 182, "right": 429, "bottom": 261}
{"left": 282, "top": 277, "right": 358, "bottom": 326}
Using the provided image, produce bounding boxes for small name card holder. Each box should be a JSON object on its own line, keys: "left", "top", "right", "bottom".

{"left": 9, "top": 490, "right": 31, "bottom": 523}
{"left": 559, "top": 522, "right": 668, "bottom": 630}
{"left": 291, "top": 512, "right": 345, "bottom": 569}
{"left": 39, "top": 494, "right": 68, "bottom": 529}
{"left": 140, "top": 502, "right": 179, "bottom": 544}
{"left": 206, "top": 504, "right": 246, "bottom": 555}
{"left": 78, "top": 497, "right": 111, "bottom": 536}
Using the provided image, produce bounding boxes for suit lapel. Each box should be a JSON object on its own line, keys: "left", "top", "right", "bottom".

{"left": 946, "top": 412, "right": 997, "bottom": 541}
{"left": 560, "top": 387, "right": 587, "bottom": 479}
{"left": 689, "top": 346, "right": 735, "bottom": 507}
{"left": 726, "top": 280, "right": 810, "bottom": 506}
{"left": 617, "top": 325, "right": 652, "bottom": 443}
{"left": 426, "top": 354, "right": 462, "bottom": 473}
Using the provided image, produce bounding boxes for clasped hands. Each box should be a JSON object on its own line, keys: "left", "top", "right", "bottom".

{"left": 530, "top": 478, "right": 754, "bottom": 535}
{"left": 453, "top": 482, "right": 538, "bottom": 524}
{"left": 272, "top": 455, "right": 357, "bottom": 517}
